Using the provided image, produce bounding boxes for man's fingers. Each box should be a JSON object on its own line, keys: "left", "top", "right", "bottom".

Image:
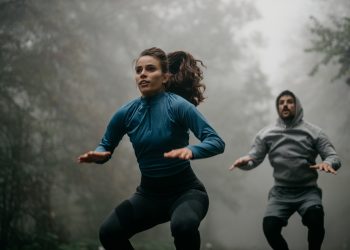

{"left": 232, "top": 159, "right": 244, "bottom": 168}
{"left": 229, "top": 164, "right": 236, "bottom": 171}
{"left": 327, "top": 166, "right": 337, "bottom": 174}
{"left": 310, "top": 164, "right": 337, "bottom": 175}
{"left": 229, "top": 158, "right": 244, "bottom": 171}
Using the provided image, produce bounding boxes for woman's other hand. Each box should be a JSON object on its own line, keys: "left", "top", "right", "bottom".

{"left": 164, "top": 148, "right": 193, "bottom": 160}
{"left": 77, "top": 151, "right": 111, "bottom": 163}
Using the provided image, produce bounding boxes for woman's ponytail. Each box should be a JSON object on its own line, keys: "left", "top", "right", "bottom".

{"left": 166, "top": 51, "right": 206, "bottom": 106}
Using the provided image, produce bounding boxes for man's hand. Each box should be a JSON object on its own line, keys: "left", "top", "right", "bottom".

{"left": 164, "top": 148, "right": 193, "bottom": 160}
{"left": 229, "top": 155, "right": 253, "bottom": 171}
{"left": 310, "top": 162, "right": 337, "bottom": 175}
{"left": 77, "top": 151, "right": 111, "bottom": 163}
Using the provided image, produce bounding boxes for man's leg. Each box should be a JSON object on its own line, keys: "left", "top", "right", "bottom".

{"left": 263, "top": 186, "right": 298, "bottom": 250}
{"left": 302, "top": 205, "right": 325, "bottom": 250}
{"left": 263, "top": 216, "right": 289, "bottom": 250}
{"left": 170, "top": 189, "right": 209, "bottom": 250}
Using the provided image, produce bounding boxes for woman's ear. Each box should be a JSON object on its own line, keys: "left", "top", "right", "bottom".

{"left": 162, "top": 73, "right": 170, "bottom": 84}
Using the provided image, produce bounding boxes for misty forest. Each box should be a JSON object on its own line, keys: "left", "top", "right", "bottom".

{"left": 1, "top": 0, "right": 349, "bottom": 249}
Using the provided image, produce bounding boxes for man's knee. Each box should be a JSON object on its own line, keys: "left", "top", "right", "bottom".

{"left": 302, "top": 205, "right": 324, "bottom": 229}
{"left": 263, "top": 216, "right": 287, "bottom": 236}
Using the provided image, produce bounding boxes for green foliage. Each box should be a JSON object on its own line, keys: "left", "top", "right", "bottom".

{"left": 306, "top": 16, "right": 350, "bottom": 84}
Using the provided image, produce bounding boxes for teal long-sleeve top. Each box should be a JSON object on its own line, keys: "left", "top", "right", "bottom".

{"left": 95, "top": 91, "right": 225, "bottom": 177}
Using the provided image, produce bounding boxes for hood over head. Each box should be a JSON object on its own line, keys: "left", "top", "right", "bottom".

{"left": 275, "top": 90, "right": 303, "bottom": 127}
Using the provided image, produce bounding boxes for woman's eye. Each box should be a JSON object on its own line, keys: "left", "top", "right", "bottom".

{"left": 146, "top": 65, "right": 156, "bottom": 72}
{"left": 135, "top": 67, "right": 142, "bottom": 74}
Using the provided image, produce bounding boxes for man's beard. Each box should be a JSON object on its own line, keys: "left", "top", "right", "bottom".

{"left": 282, "top": 114, "right": 295, "bottom": 123}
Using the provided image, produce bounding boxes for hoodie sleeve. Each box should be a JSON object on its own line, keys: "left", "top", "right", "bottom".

{"left": 316, "top": 130, "right": 341, "bottom": 170}
{"left": 245, "top": 130, "right": 268, "bottom": 169}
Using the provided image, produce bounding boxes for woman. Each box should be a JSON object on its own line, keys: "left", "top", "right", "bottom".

{"left": 78, "top": 47, "right": 225, "bottom": 250}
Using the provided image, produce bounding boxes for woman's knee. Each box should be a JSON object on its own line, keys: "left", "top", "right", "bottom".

{"left": 171, "top": 217, "right": 199, "bottom": 237}
{"left": 99, "top": 212, "right": 123, "bottom": 246}
{"left": 99, "top": 200, "right": 133, "bottom": 245}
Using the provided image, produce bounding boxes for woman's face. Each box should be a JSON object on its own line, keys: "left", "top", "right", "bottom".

{"left": 135, "top": 56, "right": 168, "bottom": 97}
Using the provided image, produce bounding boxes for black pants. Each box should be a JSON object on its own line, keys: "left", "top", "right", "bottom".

{"left": 263, "top": 205, "right": 325, "bottom": 250}
{"left": 99, "top": 167, "right": 209, "bottom": 250}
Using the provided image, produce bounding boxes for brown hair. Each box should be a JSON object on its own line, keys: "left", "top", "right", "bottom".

{"left": 137, "top": 47, "right": 169, "bottom": 73}
{"left": 167, "top": 51, "right": 206, "bottom": 106}
{"left": 137, "top": 47, "right": 206, "bottom": 106}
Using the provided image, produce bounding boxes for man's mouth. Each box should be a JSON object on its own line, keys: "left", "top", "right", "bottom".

{"left": 281, "top": 109, "right": 290, "bottom": 116}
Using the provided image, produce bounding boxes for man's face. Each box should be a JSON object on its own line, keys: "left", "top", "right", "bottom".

{"left": 278, "top": 95, "right": 296, "bottom": 120}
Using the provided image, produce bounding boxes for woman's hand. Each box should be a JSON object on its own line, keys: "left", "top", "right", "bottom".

{"left": 164, "top": 148, "right": 193, "bottom": 160}
{"left": 77, "top": 151, "right": 111, "bottom": 163}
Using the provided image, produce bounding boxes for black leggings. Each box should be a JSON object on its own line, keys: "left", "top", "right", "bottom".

{"left": 99, "top": 168, "right": 209, "bottom": 250}
{"left": 263, "top": 205, "right": 325, "bottom": 250}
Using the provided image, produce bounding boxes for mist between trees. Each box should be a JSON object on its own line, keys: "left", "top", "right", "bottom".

{"left": 1, "top": 0, "right": 349, "bottom": 249}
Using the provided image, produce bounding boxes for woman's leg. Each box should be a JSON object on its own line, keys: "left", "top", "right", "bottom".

{"left": 99, "top": 193, "right": 169, "bottom": 250}
{"left": 99, "top": 200, "right": 134, "bottom": 250}
{"left": 169, "top": 189, "right": 209, "bottom": 250}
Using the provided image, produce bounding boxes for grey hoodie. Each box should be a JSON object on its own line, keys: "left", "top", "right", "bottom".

{"left": 245, "top": 91, "right": 341, "bottom": 187}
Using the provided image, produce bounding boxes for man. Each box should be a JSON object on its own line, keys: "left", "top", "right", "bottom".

{"left": 230, "top": 90, "right": 341, "bottom": 250}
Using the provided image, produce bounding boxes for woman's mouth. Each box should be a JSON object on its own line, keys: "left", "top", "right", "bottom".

{"left": 139, "top": 80, "right": 150, "bottom": 86}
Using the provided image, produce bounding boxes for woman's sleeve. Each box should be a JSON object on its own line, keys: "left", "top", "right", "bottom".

{"left": 94, "top": 108, "right": 127, "bottom": 163}
{"left": 177, "top": 103, "right": 225, "bottom": 159}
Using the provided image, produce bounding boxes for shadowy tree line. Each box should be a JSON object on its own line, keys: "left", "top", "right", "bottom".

{"left": 307, "top": 16, "right": 350, "bottom": 84}
{"left": 0, "top": 1, "right": 101, "bottom": 249}
{"left": 5, "top": 0, "right": 349, "bottom": 249}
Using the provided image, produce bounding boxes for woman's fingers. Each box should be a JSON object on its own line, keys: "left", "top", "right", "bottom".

{"left": 77, "top": 151, "right": 111, "bottom": 163}
{"left": 164, "top": 148, "right": 193, "bottom": 160}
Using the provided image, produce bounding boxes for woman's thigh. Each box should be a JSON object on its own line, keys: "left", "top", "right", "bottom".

{"left": 170, "top": 189, "right": 209, "bottom": 230}
{"left": 101, "top": 193, "right": 170, "bottom": 238}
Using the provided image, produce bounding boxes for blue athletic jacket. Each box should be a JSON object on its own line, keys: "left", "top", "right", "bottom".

{"left": 95, "top": 91, "right": 225, "bottom": 177}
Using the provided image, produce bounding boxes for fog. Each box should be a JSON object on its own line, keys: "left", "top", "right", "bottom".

{"left": 1, "top": 0, "right": 349, "bottom": 249}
